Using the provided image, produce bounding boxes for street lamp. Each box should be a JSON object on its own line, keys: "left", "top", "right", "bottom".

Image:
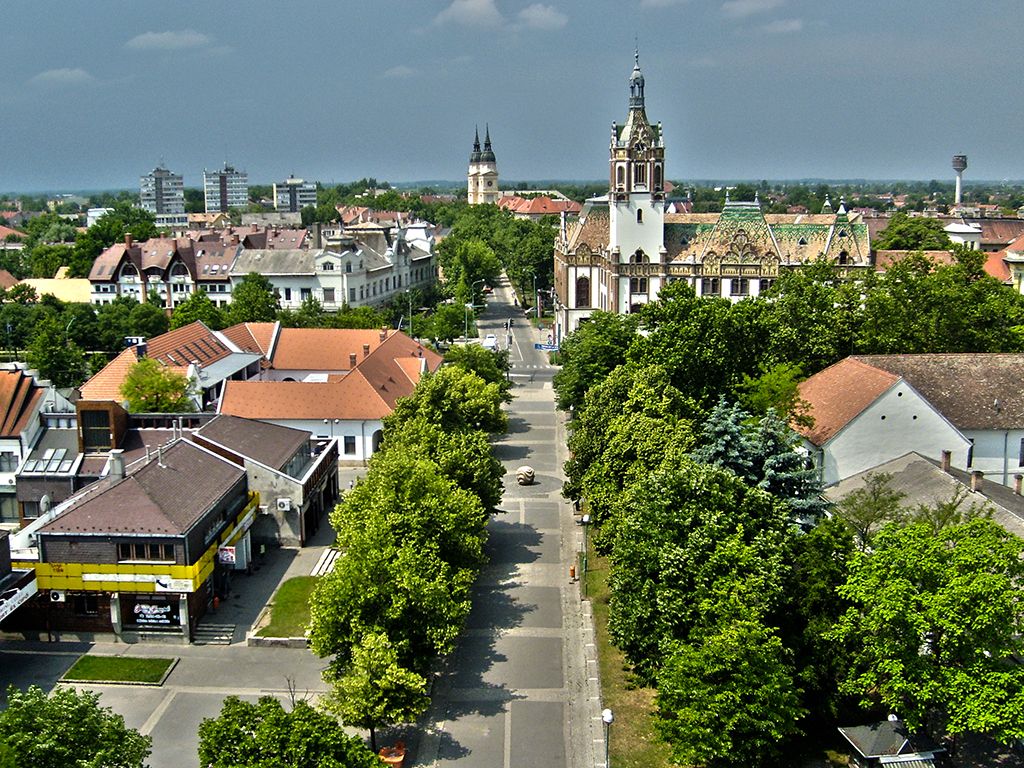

{"left": 532, "top": 273, "right": 539, "bottom": 319}
{"left": 464, "top": 279, "right": 486, "bottom": 340}
{"left": 602, "top": 708, "right": 614, "bottom": 768}
{"left": 581, "top": 513, "right": 591, "bottom": 599}
{"left": 405, "top": 289, "right": 413, "bottom": 338}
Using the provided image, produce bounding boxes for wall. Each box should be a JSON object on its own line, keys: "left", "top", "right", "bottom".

{"left": 821, "top": 384, "right": 970, "bottom": 486}
{"left": 962, "top": 428, "right": 1024, "bottom": 487}
{"left": 262, "top": 418, "right": 382, "bottom": 463}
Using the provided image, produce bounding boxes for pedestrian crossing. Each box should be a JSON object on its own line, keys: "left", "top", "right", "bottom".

{"left": 511, "top": 364, "right": 558, "bottom": 370}
{"left": 310, "top": 547, "right": 342, "bottom": 577}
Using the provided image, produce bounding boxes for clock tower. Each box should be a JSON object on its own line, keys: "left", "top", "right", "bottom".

{"left": 608, "top": 51, "right": 666, "bottom": 312}
{"left": 467, "top": 125, "right": 500, "bottom": 205}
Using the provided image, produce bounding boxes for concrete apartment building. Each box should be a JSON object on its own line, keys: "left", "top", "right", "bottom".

{"left": 204, "top": 164, "right": 248, "bottom": 213}
{"left": 273, "top": 176, "right": 317, "bottom": 213}
{"left": 139, "top": 166, "right": 188, "bottom": 229}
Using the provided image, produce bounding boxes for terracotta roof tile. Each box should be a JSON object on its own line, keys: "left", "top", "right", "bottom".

{"left": 79, "top": 347, "right": 141, "bottom": 401}
{"left": 270, "top": 328, "right": 392, "bottom": 372}
{"left": 797, "top": 358, "right": 900, "bottom": 446}
{"left": 984, "top": 250, "right": 1012, "bottom": 282}
{"left": 220, "top": 322, "right": 277, "bottom": 356}
{"left": 145, "top": 321, "right": 231, "bottom": 367}
{"left": 0, "top": 369, "right": 43, "bottom": 437}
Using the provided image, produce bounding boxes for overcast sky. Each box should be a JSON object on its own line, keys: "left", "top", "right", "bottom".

{"left": 3, "top": 0, "right": 1022, "bottom": 192}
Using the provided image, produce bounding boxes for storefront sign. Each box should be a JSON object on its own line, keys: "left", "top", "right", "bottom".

{"left": 218, "top": 546, "right": 236, "bottom": 564}
{"left": 154, "top": 577, "right": 193, "bottom": 593}
{"left": 130, "top": 598, "right": 180, "bottom": 627}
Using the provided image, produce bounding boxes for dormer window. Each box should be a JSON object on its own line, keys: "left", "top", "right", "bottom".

{"left": 322, "top": 261, "right": 334, "bottom": 271}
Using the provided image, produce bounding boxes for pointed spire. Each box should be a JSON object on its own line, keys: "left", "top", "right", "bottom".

{"left": 821, "top": 194, "right": 833, "bottom": 214}
{"left": 480, "top": 124, "right": 496, "bottom": 163}
{"left": 629, "top": 48, "right": 645, "bottom": 109}
{"left": 725, "top": 189, "right": 731, "bottom": 203}
{"left": 754, "top": 190, "right": 760, "bottom": 206}
{"left": 837, "top": 195, "right": 847, "bottom": 216}
{"left": 470, "top": 126, "right": 482, "bottom": 163}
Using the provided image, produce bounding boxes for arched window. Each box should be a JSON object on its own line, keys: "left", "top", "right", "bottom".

{"left": 636, "top": 209, "right": 644, "bottom": 224}
{"left": 575, "top": 276, "right": 590, "bottom": 308}
{"left": 654, "top": 165, "right": 663, "bottom": 190}
{"left": 633, "top": 162, "right": 647, "bottom": 186}
{"left": 630, "top": 249, "right": 649, "bottom": 264}
{"left": 838, "top": 250, "right": 849, "bottom": 265}
{"left": 616, "top": 166, "right": 625, "bottom": 189}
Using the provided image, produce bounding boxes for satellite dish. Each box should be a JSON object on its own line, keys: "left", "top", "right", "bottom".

{"left": 40, "top": 495, "right": 51, "bottom": 514}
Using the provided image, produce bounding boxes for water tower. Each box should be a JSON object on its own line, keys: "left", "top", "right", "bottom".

{"left": 952, "top": 154, "right": 968, "bottom": 207}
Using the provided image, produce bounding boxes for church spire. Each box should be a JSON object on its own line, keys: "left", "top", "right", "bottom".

{"left": 480, "top": 124, "right": 496, "bottom": 162}
{"left": 629, "top": 48, "right": 645, "bottom": 110}
{"left": 470, "top": 126, "right": 481, "bottom": 163}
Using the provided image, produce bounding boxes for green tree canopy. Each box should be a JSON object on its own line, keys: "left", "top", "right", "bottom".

{"left": 873, "top": 211, "right": 953, "bottom": 250}
{"left": 229, "top": 272, "right": 279, "bottom": 323}
{"left": 25, "top": 316, "right": 86, "bottom": 387}
{"left": 120, "top": 357, "right": 197, "bottom": 412}
{"left": 443, "top": 342, "right": 512, "bottom": 402}
{"left": 197, "top": 696, "right": 378, "bottom": 768}
{"left": 0, "top": 685, "right": 151, "bottom": 768}
{"left": 170, "top": 290, "right": 226, "bottom": 330}
{"left": 829, "top": 519, "right": 1024, "bottom": 742}
{"left": 553, "top": 311, "right": 639, "bottom": 412}
{"left": 388, "top": 365, "right": 507, "bottom": 434}
{"left": 324, "top": 631, "right": 429, "bottom": 753}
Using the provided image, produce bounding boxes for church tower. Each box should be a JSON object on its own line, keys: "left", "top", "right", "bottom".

{"left": 467, "top": 125, "right": 500, "bottom": 205}
{"left": 608, "top": 51, "right": 666, "bottom": 312}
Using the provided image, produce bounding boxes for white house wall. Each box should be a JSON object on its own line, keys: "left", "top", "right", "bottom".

{"left": 261, "top": 418, "right": 383, "bottom": 463}
{"left": 820, "top": 383, "right": 970, "bottom": 487}
{"left": 960, "top": 428, "right": 1024, "bottom": 487}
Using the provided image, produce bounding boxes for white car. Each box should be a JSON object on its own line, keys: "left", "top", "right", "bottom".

{"left": 482, "top": 333, "right": 498, "bottom": 350}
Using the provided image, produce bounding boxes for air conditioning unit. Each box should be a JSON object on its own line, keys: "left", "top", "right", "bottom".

{"left": 276, "top": 498, "right": 292, "bottom": 512}
{"left": 50, "top": 590, "right": 66, "bottom": 603}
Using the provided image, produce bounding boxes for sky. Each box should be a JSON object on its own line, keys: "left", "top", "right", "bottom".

{"left": 3, "top": 0, "right": 1024, "bottom": 192}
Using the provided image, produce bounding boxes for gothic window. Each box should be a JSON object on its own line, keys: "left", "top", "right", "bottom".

{"left": 759, "top": 278, "right": 774, "bottom": 293}
{"left": 575, "top": 276, "right": 590, "bottom": 308}
{"left": 633, "top": 162, "right": 647, "bottom": 186}
{"left": 630, "top": 249, "right": 649, "bottom": 264}
{"left": 838, "top": 250, "right": 849, "bottom": 265}
{"left": 730, "top": 278, "right": 750, "bottom": 296}
{"left": 654, "top": 165, "right": 663, "bottom": 190}
{"left": 630, "top": 277, "right": 648, "bottom": 294}
{"left": 701, "top": 277, "right": 720, "bottom": 296}
{"left": 636, "top": 209, "right": 643, "bottom": 224}
{"left": 616, "top": 166, "right": 625, "bottom": 189}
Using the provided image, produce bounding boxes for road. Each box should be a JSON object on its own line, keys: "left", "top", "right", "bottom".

{"left": 414, "top": 277, "right": 601, "bottom": 768}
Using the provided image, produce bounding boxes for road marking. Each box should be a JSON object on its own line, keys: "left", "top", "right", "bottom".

{"left": 504, "top": 704, "right": 513, "bottom": 768}
{"left": 139, "top": 689, "right": 176, "bottom": 736}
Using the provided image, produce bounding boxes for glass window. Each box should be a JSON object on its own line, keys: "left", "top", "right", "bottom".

{"left": 343, "top": 436, "right": 356, "bottom": 455}
{"left": 701, "top": 277, "right": 720, "bottom": 296}
{"left": 301, "top": 288, "right": 311, "bottom": 301}
{"left": 730, "top": 278, "right": 749, "bottom": 296}
{"left": 323, "top": 288, "right": 335, "bottom": 304}
{"left": 0, "top": 452, "right": 17, "bottom": 472}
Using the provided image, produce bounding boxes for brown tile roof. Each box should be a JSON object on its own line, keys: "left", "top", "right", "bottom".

{"left": 566, "top": 207, "right": 610, "bottom": 252}
{"left": 42, "top": 440, "right": 244, "bottom": 536}
{"left": 194, "top": 414, "right": 307, "bottom": 471}
{"left": 0, "top": 225, "right": 24, "bottom": 241}
{"left": 220, "top": 322, "right": 277, "bottom": 357}
{"left": 0, "top": 369, "right": 43, "bottom": 438}
{"left": 79, "top": 347, "right": 142, "bottom": 401}
{"left": 0, "top": 269, "right": 18, "bottom": 289}
{"left": 984, "top": 251, "right": 1012, "bottom": 282}
{"left": 270, "top": 328, "right": 392, "bottom": 372}
{"left": 145, "top": 321, "right": 231, "bottom": 367}
{"left": 796, "top": 358, "right": 900, "bottom": 446}
{"left": 852, "top": 354, "right": 1024, "bottom": 431}
{"left": 973, "top": 218, "right": 1024, "bottom": 246}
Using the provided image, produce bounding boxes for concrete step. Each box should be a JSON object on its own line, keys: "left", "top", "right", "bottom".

{"left": 192, "top": 623, "right": 236, "bottom": 645}
{"left": 310, "top": 547, "right": 342, "bottom": 577}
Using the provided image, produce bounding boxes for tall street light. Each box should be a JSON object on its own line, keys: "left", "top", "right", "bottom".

{"left": 602, "top": 708, "right": 614, "bottom": 768}
{"left": 405, "top": 289, "right": 413, "bottom": 338}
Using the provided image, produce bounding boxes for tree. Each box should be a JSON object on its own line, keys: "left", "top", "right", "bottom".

{"left": 25, "top": 316, "right": 86, "bottom": 387}
{"left": 120, "top": 357, "right": 197, "bottom": 412}
{"left": 198, "top": 696, "right": 378, "bottom": 768}
{"left": 324, "top": 631, "right": 429, "bottom": 752}
{"left": 0, "top": 685, "right": 151, "bottom": 768}
{"left": 423, "top": 303, "right": 464, "bottom": 343}
{"left": 829, "top": 520, "right": 1024, "bottom": 742}
{"left": 443, "top": 342, "right": 512, "bottom": 402}
{"left": 229, "top": 272, "right": 279, "bottom": 323}
{"left": 553, "top": 311, "right": 640, "bottom": 412}
{"left": 127, "top": 300, "right": 169, "bottom": 338}
{"left": 737, "top": 362, "right": 812, "bottom": 428}
{"left": 656, "top": 620, "right": 805, "bottom": 768}
{"left": 872, "top": 211, "right": 952, "bottom": 251}
{"left": 388, "top": 365, "right": 507, "bottom": 434}
{"left": 907, "top": 484, "right": 992, "bottom": 533}
{"left": 170, "top": 290, "right": 226, "bottom": 330}
{"left": 832, "top": 472, "right": 906, "bottom": 551}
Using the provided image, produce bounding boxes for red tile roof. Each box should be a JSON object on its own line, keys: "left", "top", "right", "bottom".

{"left": 984, "top": 250, "right": 1012, "bottom": 282}
{"left": 0, "top": 369, "right": 43, "bottom": 438}
{"left": 796, "top": 358, "right": 900, "bottom": 446}
{"left": 0, "top": 225, "right": 24, "bottom": 240}
{"left": 145, "top": 321, "right": 231, "bottom": 368}
{"left": 269, "top": 328, "right": 393, "bottom": 372}
{"left": 220, "top": 322, "right": 278, "bottom": 357}
{"left": 0, "top": 270, "right": 18, "bottom": 290}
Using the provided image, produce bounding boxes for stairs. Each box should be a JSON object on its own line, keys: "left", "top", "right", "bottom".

{"left": 192, "top": 622, "right": 236, "bottom": 645}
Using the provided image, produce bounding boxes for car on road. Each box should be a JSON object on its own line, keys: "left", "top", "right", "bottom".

{"left": 482, "top": 333, "right": 498, "bottom": 350}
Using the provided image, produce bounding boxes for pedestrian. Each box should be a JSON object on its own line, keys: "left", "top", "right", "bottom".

{"left": 347, "top": 480, "right": 354, "bottom": 490}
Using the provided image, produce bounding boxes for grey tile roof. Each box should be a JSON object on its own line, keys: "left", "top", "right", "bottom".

{"left": 194, "top": 414, "right": 307, "bottom": 471}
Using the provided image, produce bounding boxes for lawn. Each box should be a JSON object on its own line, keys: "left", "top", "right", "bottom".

{"left": 256, "top": 576, "right": 317, "bottom": 637}
{"left": 584, "top": 547, "right": 674, "bottom": 768}
{"left": 62, "top": 655, "right": 175, "bottom": 684}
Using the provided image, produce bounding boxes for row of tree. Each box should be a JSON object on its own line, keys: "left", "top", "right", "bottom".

{"left": 557, "top": 270, "right": 1024, "bottom": 763}
{"left": 307, "top": 348, "right": 509, "bottom": 750}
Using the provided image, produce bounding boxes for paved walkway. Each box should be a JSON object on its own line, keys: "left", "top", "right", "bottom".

{"left": 412, "top": 277, "right": 600, "bottom": 768}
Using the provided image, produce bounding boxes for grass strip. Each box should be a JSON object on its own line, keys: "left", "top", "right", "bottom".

{"left": 63, "top": 655, "right": 174, "bottom": 684}
{"left": 257, "top": 575, "right": 317, "bottom": 638}
{"left": 585, "top": 546, "right": 673, "bottom": 768}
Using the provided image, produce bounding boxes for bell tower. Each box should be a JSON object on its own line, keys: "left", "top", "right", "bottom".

{"left": 467, "top": 125, "right": 499, "bottom": 205}
{"left": 608, "top": 51, "right": 666, "bottom": 311}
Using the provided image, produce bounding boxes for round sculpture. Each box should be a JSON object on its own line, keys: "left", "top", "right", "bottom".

{"left": 516, "top": 466, "right": 535, "bottom": 486}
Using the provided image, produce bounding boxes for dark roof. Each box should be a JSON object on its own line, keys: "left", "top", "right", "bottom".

{"left": 852, "top": 354, "right": 1024, "bottom": 430}
{"left": 838, "top": 720, "right": 942, "bottom": 759}
{"left": 194, "top": 414, "right": 307, "bottom": 471}
{"left": 42, "top": 441, "right": 244, "bottom": 536}
{"left": 0, "top": 369, "right": 43, "bottom": 438}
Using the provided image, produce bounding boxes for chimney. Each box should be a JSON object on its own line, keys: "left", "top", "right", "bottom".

{"left": 940, "top": 450, "right": 951, "bottom": 472}
{"left": 157, "top": 445, "right": 165, "bottom": 468}
{"left": 1015, "top": 474, "right": 1023, "bottom": 496}
{"left": 124, "top": 232, "right": 133, "bottom": 249}
{"left": 231, "top": 233, "right": 240, "bottom": 245}
{"left": 313, "top": 222, "right": 323, "bottom": 249}
{"left": 109, "top": 449, "right": 125, "bottom": 480}
{"left": 362, "top": 343, "right": 370, "bottom": 358}
{"left": 970, "top": 470, "right": 983, "bottom": 493}
{"left": 348, "top": 352, "right": 357, "bottom": 368}
{"left": 379, "top": 329, "right": 387, "bottom": 342}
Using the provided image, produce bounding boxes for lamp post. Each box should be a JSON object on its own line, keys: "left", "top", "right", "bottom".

{"left": 602, "top": 708, "right": 614, "bottom": 768}
{"left": 464, "top": 279, "right": 486, "bottom": 340}
{"left": 406, "top": 289, "right": 413, "bottom": 338}
{"left": 532, "top": 273, "right": 539, "bottom": 319}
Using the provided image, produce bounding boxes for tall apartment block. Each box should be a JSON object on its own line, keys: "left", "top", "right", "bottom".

{"left": 139, "top": 166, "right": 187, "bottom": 227}
{"left": 273, "top": 176, "right": 318, "bottom": 212}
{"left": 204, "top": 164, "right": 248, "bottom": 213}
